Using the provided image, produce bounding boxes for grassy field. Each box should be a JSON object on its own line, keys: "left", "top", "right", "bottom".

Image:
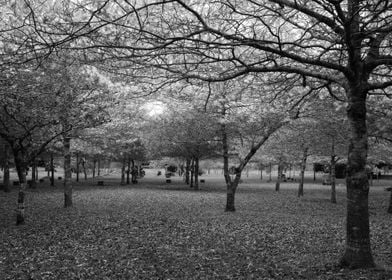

{"left": 0, "top": 170, "right": 391, "bottom": 279}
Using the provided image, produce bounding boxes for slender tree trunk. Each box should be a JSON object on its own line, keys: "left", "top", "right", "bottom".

{"left": 330, "top": 138, "right": 337, "bottom": 204}
{"left": 194, "top": 157, "right": 199, "bottom": 190}
{"left": 14, "top": 152, "right": 27, "bottom": 225}
{"left": 185, "top": 158, "right": 191, "bottom": 184}
{"left": 120, "top": 157, "right": 126, "bottom": 185}
{"left": 30, "top": 160, "right": 37, "bottom": 188}
{"left": 190, "top": 158, "right": 194, "bottom": 188}
{"left": 50, "top": 153, "right": 54, "bottom": 187}
{"left": 221, "top": 112, "right": 238, "bottom": 211}
{"left": 3, "top": 146, "right": 10, "bottom": 192}
{"left": 63, "top": 137, "right": 73, "bottom": 208}
{"left": 268, "top": 162, "right": 272, "bottom": 182}
{"left": 97, "top": 157, "right": 101, "bottom": 176}
{"left": 131, "top": 160, "right": 137, "bottom": 183}
{"left": 92, "top": 159, "right": 96, "bottom": 179}
{"left": 82, "top": 159, "right": 87, "bottom": 180}
{"left": 339, "top": 83, "right": 375, "bottom": 268}
{"left": 260, "top": 164, "right": 263, "bottom": 180}
{"left": 330, "top": 157, "right": 337, "bottom": 204}
{"left": 126, "top": 156, "right": 131, "bottom": 184}
{"left": 388, "top": 191, "right": 392, "bottom": 214}
{"left": 36, "top": 163, "right": 38, "bottom": 180}
{"left": 76, "top": 152, "right": 80, "bottom": 182}
{"left": 298, "top": 148, "right": 308, "bottom": 197}
{"left": 275, "top": 163, "right": 282, "bottom": 192}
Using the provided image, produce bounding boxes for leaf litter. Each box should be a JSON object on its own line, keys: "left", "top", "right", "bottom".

{"left": 0, "top": 182, "right": 391, "bottom": 279}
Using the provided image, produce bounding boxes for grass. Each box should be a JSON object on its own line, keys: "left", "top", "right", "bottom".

{"left": 0, "top": 170, "right": 391, "bottom": 279}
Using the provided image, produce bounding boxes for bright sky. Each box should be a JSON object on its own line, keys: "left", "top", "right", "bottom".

{"left": 143, "top": 101, "right": 166, "bottom": 117}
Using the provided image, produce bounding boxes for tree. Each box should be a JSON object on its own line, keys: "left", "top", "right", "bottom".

{"left": 0, "top": 65, "right": 65, "bottom": 224}
{"left": 145, "top": 100, "right": 220, "bottom": 190}
{"left": 46, "top": 57, "right": 111, "bottom": 207}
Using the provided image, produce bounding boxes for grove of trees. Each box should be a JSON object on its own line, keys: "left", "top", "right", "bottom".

{"left": 1, "top": 0, "right": 392, "bottom": 270}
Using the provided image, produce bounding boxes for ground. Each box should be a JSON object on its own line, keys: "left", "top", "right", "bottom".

{"left": 0, "top": 169, "right": 391, "bottom": 279}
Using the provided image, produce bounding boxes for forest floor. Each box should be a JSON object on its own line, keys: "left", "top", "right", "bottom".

{"left": 0, "top": 170, "right": 392, "bottom": 279}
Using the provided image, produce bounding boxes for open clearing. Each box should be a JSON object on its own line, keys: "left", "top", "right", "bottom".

{"left": 1, "top": 172, "right": 392, "bottom": 279}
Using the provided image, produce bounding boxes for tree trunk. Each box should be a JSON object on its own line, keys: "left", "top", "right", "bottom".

{"left": 50, "top": 152, "right": 55, "bottom": 187}
{"left": 268, "top": 162, "right": 272, "bottom": 182}
{"left": 190, "top": 158, "right": 194, "bottom": 188}
{"left": 330, "top": 139, "right": 337, "bottom": 204}
{"left": 260, "top": 164, "right": 263, "bottom": 180}
{"left": 14, "top": 151, "right": 28, "bottom": 225}
{"left": 225, "top": 181, "right": 237, "bottom": 212}
{"left": 194, "top": 157, "right": 199, "bottom": 190}
{"left": 82, "top": 159, "right": 87, "bottom": 180}
{"left": 339, "top": 85, "right": 375, "bottom": 268}
{"left": 76, "top": 152, "right": 80, "bottom": 182}
{"left": 97, "top": 157, "right": 101, "bottom": 176}
{"left": 92, "top": 159, "right": 96, "bottom": 179}
{"left": 131, "top": 160, "right": 137, "bottom": 183}
{"left": 63, "top": 137, "right": 73, "bottom": 208}
{"left": 30, "top": 160, "right": 37, "bottom": 188}
{"left": 388, "top": 191, "right": 392, "bottom": 214}
{"left": 275, "top": 163, "right": 282, "bottom": 192}
{"left": 298, "top": 148, "right": 308, "bottom": 197}
{"left": 185, "top": 158, "right": 191, "bottom": 184}
{"left": 126, "top": 156, "right": 131, "bottom": 184}
{"left": 120, "top": 157, "right": 126, "bottom": 185}
{"left": 3, "top": 146, "right": 10, "bottom": 192}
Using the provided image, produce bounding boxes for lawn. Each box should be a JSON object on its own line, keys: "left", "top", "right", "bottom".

{"left": 0, "top": 171, "right": 391, "bottom": 280}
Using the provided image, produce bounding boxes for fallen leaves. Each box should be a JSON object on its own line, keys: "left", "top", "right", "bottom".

{"left": 0, "top": 180, "right": 391, "bottom": 279}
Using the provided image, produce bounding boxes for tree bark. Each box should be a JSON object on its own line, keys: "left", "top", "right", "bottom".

{"left": 126, "top": 156, "right": 131, "bottom": 184}
{"left": 131, "top": 160, "right": 137, "bottom": 183}
{"left": 3, "top": 146, "right": 10, "bottom": 192}
{"left": 81, "top": 158, "right": 87, "bottom": 180}
{"left": 63, "top": 137, "right": 73, "bottom": 208}
{"left": 268, "top": 162, "right": 272, "bottom": 182}
{"left": 50, "top": 152, "right": 55, "bottom": 187}
{"left": 275, "top": 163, "right": 282, "bottom": 192}
{"left": 298, "top": 148, "right": 308, "bottom": 197}
{"left": 97, "top": 157, "right": 101, "bottom": 176}
{"left": 260, "top": 163, "right": 263, "bottom": 180}
{"left": 120, "top": 156, "right": 126, "bottom": 185}
{"left": 185, "top": 158, "right": 191, "bottom": 184}
{"left": 330, "top": 138, "right": 337, "bottom": 204}
{"left": 194, "top": 157, "right": 199, "bottom": 190}
{"left": 225, "top": 181, "right": 237, "bottom": 212}
{"left": 30, "top": 160, "right": 37, "bottom": 188}
{"left": 14, "top": 152, "right": 28, "bottom": 225}
{"left": 339, "top": 86, "right": 375, "bottom": 268}
{"left": 92, "top": 158, "right": 96, "bottom": 179}
{"left": 190, "top": 158, "right": 194, "bottom": 188}
{"left": 76, "top": 152, "right": 80, "bottom": 182}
